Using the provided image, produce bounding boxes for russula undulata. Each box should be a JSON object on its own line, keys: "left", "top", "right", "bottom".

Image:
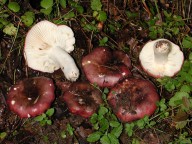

{"left": 60, "top": 82, "right": 103, "bottom": 118}
{"left": 82, "top": 47, "right": 132, "bottom": 88}
{"left": 139, "top": 38, "right": 184, "bottom": 78}
{"left": 24, "top": 20, "right": 79, "bottom": 81}
{"left": 6, "top": 77, "right": 55, "bottom": 118}
{"left": 107, "top": 78, "right": 159, "bottom": 122}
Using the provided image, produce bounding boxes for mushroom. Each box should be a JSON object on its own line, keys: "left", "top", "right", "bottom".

{"left": 139, "top": 38, "right": 184, "bottom": 78}
{"left": 82, "top": 47, "right": 132, "bottom": 88}
{"left": 6, "top": 77, "right": 55, "bottom": 118}
{"left": 61, "top": 82, "right": 103, "bottom": 118}
{"left": 24, "top": 20, "right": 79, "bottom": 81}
{"left": 107, "top": 78, "right": 159, "bottom": 122}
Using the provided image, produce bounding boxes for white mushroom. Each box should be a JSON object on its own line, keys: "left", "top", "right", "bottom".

{"left": 24, "top": 20, "right": 79, "bottom": 81}
{"left": 139, "top": 38, "right": 184, "bottom": 78}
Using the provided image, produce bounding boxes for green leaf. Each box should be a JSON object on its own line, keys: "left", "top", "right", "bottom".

{"left": 136, "top": 119, "right": 145, "bottom": 129}
{"left": 100, "top": 135, "right": 110, "bottom": 144}
{"left": 21, "top": 11, "right": 35, "bottom": 27}
{"left": 98, "top": 106, "right": 108, "bottom": 116}
{"left": 75, "top": 5, "right": 84, "bottom": 14}
{"left": 46, "top": 119, "right": 52, "bottom": 125}
{"left": 40, "top": 0, "right": 53, "bottom": 9}
{"left": 169, "top": 92, "right": 190, "bottom": 107}
{"left": 0, "top": 132, "right": 7, "bottom": 139}
{"left": 59, "top": 0, "right": 66, "bottom": 9}
{"left": 108, "top": 133, "right": 120, "bottom": 144}
{"left": 34, "top": 113, "right": 46, "bottom": 121}
{"left": 97, "top": 11, "right": 107, "bottom": 22}
{"left": 64, "top": 11, "right": 75, "bottom": 19}
{"left": 0, "top": 0, "right": 7, "bottom": 5}
{"left": 87, "top": 131, "right": 102, "bottom": 142}
{"left": 100, "top": 118, "right": 109, "bottom": 132}
{"left": 40, "top": 7, "right": 53, "bottom": 15}
{"left": 125, "top": 123, "right": 135, "bottom": 137}
{"left": 3, "top": 23, "right": 17, "bottom": 36}
{"left": 91, "top": 0, "right": 102, "bottom": 11}
{"left": 90, "top": 113, "right": 98, "bottom": 124}
{"left": 182, "top": 36, "right": 192, "bottom": 48}
{"left": 109, "top": 121, "right": 120, "bottom": 127}
{"left": 0, "top": 18, "right": 9, "bottom": 25}
{"left": 180, "top": 85, "right": 191, "bottom": 93}
{"left": 67, "top": 124, "right": 74, "bottom": 136}
{"left": 175, "top": 121, "right": 188, "bottom": 130}
{"left": 60, "top": 130, "right": 66, "bottom": 139}
{"left": 8, "top": 2, "right": 20, "bottom": 12}
{"left": 110, "top": 124, "right": 123, "bottom": 138}
{"left": 46, "top": 108, "right": 55, "bottom": 117}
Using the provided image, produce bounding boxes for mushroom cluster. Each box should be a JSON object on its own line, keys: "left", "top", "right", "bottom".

{"left": 139, "top": 38, "right": 184, "bottom": 78}
{"left": 6, "top": 77, "right": 55, "bottom": 118}
{"left": 24, "top": 20, "right": 79, "bottom": 81}
{"left": 7, "top": 23, "right": 184, "bottom": 123}
{"left": 81, "top": 46, "right": 160, "bottom": 122}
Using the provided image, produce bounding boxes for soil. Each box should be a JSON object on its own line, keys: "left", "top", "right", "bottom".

{"left": 0, "top": 0, "right": 191, "bottom": 144}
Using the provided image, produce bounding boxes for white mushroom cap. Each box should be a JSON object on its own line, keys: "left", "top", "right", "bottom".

{"left": 24, "top": 20, "right": 79, "bottom": 81}
{"left": 139, "top": 38, "right": 184, "bottom": 78}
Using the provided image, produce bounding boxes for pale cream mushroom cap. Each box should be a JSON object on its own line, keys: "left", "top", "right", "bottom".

{"left": 24, "top": 20, "right": 79, "bottom": 81}
{"left": 139, "top": 38, "right": 184, "bottom": 78}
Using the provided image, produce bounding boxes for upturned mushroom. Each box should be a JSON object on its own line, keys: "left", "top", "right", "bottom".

{"left": 6, "top": 77, "right": 55, "bottom": 118}
{"left": 107, "top": 78, "right": 159, "bottom": 122}
{"left": 24, "top": 20, "right": 79, "bottom": 81}
{"left": 139, "top": 38, "right": 184, "bottom": 78}
{"left": 82, "top": 47, "right": 132, "bottom": 88}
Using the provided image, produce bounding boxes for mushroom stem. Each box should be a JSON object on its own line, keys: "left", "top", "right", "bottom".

{"left": 153, "top": 40, "right": 171, "bottom": 65}
{"left": 50, "top": 47, "right": 79, "bottom": 81}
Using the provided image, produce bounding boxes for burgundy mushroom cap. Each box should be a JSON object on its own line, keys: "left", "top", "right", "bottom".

{"left": 82, "top": 47, "right": 132, "bottom": 88}
{"left": 139, "top": 38, "right": 184, "bottom": 78}
{"left": 6, "top": 77, "right": 55, "bottom": 118}
{"left": 107, "top": 78, "right": 159, "bottom": 122}
{"left": 61, "top": 82, "right": 103, "bottom": 118}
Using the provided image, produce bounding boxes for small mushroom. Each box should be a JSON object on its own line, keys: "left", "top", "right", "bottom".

{"left": 24, "top": 20, "right": 79, "bottom": 81}
{"left": 139, "top": 39, "right": 184, "bottom": 78}
{"left": 6, "top": 77, "right": 55, "bottom": 118}
{"left": 107, "top": 78, "right": 159, "bottom": 122}
{"left": 61, "top": 82, "right": 103, "bottom": 118}
{"left": 82, "top": 47, "right": 132, "bottom": 88}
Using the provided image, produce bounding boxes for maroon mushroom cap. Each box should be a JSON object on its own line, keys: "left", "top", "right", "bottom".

{"left": 61, "top": 82, "right": 103, "bottom": 118}
{"left": 6, "top": 77, "right": 55, "bottom": 118}
{"left": 82, "top": 47, "right": 132, "bottom": 88}
{"left": 107, "top": 78, "right": 159, "bottom": 122}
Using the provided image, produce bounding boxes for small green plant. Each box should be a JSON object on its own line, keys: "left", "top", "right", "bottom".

{"left": 8, "top": 1, "right": 20, "bottom": 12}
{"left": 87, "top": 88, "right": 123, "bottom": 144}
{"left": 182, "top": 36, "right": 192, "bottom": 49}
{"left": 21, "top": 11, "right": 35, "bottom": 27}
{"left": 168, "top": 132, "right": 192, "bottom": 144}
{"left": 157, "top": 52, "right": 192, "bottom": 130}
{"left": 91, "top": 0, "right": 107, "bottom": 22}
{"left": 34, "top": 108, "right": 55, "bottom": 126}
{"left": 40, "top": 0, "right": 53, "bottom": 15}
{"left": 60, "top": 123, "right": 74, "bottom": 139}
{"left": 147, "top": 10, "right": 185, "bottom": 39}
{"left": 99, "top": 37, "right": 108, "bottom": 46}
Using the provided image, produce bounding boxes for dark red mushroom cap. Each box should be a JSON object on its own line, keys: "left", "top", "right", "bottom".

{"left": 107, "top": 78, "right": 159, "bottom": 122}
{"left": 62, "top": 82, "right": 103, "bottom": 118}
{"left": 82, "top": 47, "right": 132, "bottom": 88}
{"left": 6, "top": 77, "right": 55, "bottom": 118}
